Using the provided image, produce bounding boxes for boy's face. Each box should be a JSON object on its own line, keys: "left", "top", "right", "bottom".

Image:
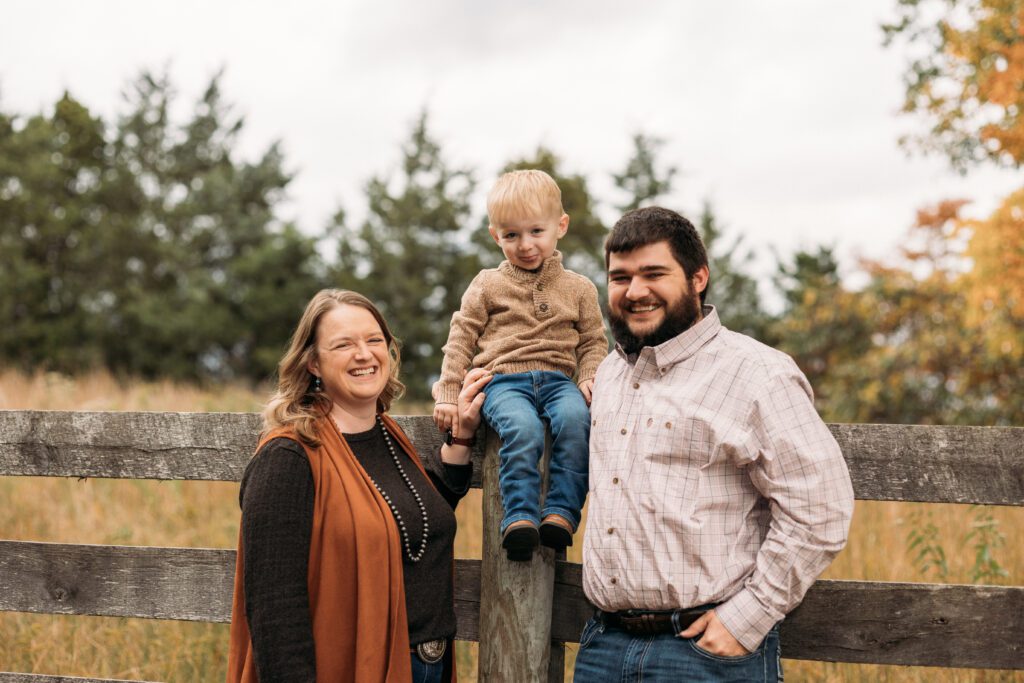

{"left": 489, "top": 212, "right": 569, "bottom": 271}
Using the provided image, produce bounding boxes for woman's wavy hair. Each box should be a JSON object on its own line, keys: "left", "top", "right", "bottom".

{"left": 262, "top": 289, "right": 405, "bottom": 448}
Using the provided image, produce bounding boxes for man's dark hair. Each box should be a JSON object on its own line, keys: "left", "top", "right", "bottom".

{"left": 605, "top": 206, "right": 710, "bottom": 304}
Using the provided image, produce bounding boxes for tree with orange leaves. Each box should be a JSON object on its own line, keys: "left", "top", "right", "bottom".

{"left": 884, "top": 0, "right": 1024, "bottom": 170}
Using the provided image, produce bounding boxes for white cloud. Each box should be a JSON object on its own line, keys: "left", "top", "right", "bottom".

{"left": 1, "top": 0, "right": 1019, "bottom": 273}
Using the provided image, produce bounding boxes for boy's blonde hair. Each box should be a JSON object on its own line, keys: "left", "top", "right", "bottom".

{"left": 487, "top": 169, "right": 565, "bottom": 227}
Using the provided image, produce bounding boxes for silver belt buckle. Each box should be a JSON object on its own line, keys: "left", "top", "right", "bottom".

{"left": 415, "top": 638, "right": 446, "bottom": 664}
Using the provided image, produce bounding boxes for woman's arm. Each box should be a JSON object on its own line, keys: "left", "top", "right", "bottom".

{"left": 439, "top": 367, "right": 492, "bottom": 466}
{"left": 240, "top": 438, "right": 317, "bottom": 683}
{"left": 422, "top": 457, "right": 472, "bottom": 509}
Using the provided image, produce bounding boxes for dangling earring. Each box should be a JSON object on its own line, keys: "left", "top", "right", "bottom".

{"left": 313, "top": 376, "right": 322, "bottom": 392}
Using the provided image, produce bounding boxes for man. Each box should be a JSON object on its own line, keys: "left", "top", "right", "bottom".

{"left": 574, "top": 207, "right": 854, "bottom": 682}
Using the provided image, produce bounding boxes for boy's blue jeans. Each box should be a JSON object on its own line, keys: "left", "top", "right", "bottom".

{"left": 481, "top": 371, "right": 590, "bottom": 534}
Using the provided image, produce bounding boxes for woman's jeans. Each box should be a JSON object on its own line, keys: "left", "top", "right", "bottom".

{"left": 481, "top": 371, "right": 590, "bottom": 533}
{"left": 573, "top": 617, "right": 783, "bottom": 682}
{"left": 409, "top": 652, "right": 444, "bottom": 683}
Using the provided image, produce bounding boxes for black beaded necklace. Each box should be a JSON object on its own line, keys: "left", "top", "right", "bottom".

{"left": 351, "top": 415, "right": 430, "bottom": 563}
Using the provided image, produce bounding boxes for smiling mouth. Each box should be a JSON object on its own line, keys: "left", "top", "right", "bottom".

{"left": 626, "top": 303, "right": 660, "bottom": 313}
{"left": 350, "top": 367, "right": 377, "bottom": 377}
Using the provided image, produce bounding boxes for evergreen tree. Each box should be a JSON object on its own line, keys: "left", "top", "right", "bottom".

{"left": 612, "top": 132, "right": 677, "bottom": 213}
{"left": 698, "top": 202, "right": 774, "bottom": 342}
{"left": 771, "top": 246, "right": 873, "bottom": 421}
{"left": 0, "top": 93, "right": 112, "bottom": 371}
{"left": 332, "top": 112, "right": 480, "bottom": 401}
{"left": 0, "top": 71, "right": 324, "bottom": 381}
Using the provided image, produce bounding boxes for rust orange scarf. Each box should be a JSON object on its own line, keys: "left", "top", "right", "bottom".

{"left": 227, "top": 413, "right": 442, "bottom": 683}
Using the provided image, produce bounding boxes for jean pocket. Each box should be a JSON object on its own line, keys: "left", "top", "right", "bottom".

{"left": 687, "top": 638, "right": 763, "bottom": 663}
{"left": 578, "top": 617, "right": 603, "bottom": 650}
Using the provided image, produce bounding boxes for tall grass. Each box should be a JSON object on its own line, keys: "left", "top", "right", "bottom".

{"left": 0, "top": 370, "right": 1020, "bottom": 681}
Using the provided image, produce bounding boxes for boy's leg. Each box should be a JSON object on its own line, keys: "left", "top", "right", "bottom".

{"left": 481, "top": 373, "right": 546, "bottom": 535}
{"left": 536, "top": 372, "right": 590, "bottom": 532}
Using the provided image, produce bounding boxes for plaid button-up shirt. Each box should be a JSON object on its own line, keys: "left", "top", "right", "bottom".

{"left": 582, "top": 306, "right": 854, "bottom": 651}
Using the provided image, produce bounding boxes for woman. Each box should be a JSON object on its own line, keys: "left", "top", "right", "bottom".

{"left": 226, "top": 289, "right": 490, "bottom": 683}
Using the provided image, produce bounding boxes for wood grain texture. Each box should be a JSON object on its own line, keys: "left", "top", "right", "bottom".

{"left": 0, "top": 540, "right": 484, "bottom": 631}
{"left": 478, "top": 429, "right": 558, "bottom": 683}
{"left": 1, "top": 412, "right": 1021, "bottom": 504}
{"left": 781, "top": 579, "right": 1024, "bottom": 669}
{"left": 2, "top": 541, "right": 1022, "bottom": 669}
{"left": 831, "top": 423, "right": 1024, "bottom": 505}
{"left": 0, "top": 540, "right": 236, "bottom": 622}
{"left": 0, "top": 411, "right": 485, "bottom": 484}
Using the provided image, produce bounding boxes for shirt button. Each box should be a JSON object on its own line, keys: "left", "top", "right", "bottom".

{"left": 665, "top": 422, "right": 672, "bottom": 429}
{"left": 592, "top": 419, "right": 597, "bottom": 426}
{"left": 610, "top": 577, "right": 617, "bottom": 584}
{"left": 539, "top": 303, "right": 549, "bottom": 312}
{"left": 607, "top": 528, "right": 614, "bottom": 534}
{"left": 620, "top": 428, "right": 627, "bottom": 435}
{"left": 612, "top": 477, "right": 619, "bottom": 484}
{"left": 632, "top": 382, "right": 640, "bottom": 389}
{"left": 538, "top": 283, "right": 544, "bottom": 290}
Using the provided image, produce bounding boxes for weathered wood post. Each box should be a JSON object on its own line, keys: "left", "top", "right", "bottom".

{"left": 478, "top": 428, "right": 565, "bottom": 683}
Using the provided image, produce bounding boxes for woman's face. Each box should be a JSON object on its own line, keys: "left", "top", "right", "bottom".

{"left": 308, "top": 303, "right": 390, "bottom": 414}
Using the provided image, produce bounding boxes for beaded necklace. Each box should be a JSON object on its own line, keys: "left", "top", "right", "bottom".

{"left": 338, "top": 415, "right": 430, "bottom": 563}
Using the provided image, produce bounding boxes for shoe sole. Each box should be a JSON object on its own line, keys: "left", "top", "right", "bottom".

{"left": 502, "top": 526, "right": 539, "bottom": 562}
{"left": 539, "top": 523, "right": 573, "bottom": 550}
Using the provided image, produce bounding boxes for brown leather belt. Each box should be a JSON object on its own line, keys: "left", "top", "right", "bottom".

{"left": 598, "top": 607, "right": 709, "bottom": 636}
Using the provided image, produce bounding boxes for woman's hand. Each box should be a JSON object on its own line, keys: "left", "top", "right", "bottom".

{"left": 440, "top": 368, "right": 492, "bottom": 465}
{"left": 455, "top": 368, "right": 491, "bottom": 437}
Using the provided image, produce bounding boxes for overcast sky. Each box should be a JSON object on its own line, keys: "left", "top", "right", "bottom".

{"left": 3, "top": 0, "right": 1021, "bottom": 283}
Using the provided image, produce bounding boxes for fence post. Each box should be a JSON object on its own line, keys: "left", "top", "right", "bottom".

{"left": 478, "top": 428, "right": 564, "bottom": 682}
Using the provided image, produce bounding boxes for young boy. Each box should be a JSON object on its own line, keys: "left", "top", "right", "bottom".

{"left": 433, "top": 169, "right": 607, "bottom": 561}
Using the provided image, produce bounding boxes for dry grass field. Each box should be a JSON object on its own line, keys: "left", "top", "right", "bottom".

{"left": 0, "top": 369, "right": 1021, "bottom": 682}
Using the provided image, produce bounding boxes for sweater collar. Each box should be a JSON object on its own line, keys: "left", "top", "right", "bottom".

{"left": 498, "top": 250, "right": 565, "bottom": 285}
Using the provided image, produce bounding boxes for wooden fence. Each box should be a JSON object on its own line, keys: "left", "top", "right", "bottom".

{"left": 0, "top": 410, "right": 1022, "bottom": 682}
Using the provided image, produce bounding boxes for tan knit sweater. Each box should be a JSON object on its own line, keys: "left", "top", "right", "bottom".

{"left": 436, "top": 251, "right": 608, "bottom": 405}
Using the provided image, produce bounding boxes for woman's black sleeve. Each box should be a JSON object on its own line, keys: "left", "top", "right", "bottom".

{"left": 240, "top": 437, "right": 317, "bottom": 683}
{"left": 422, "top": 444, "right": 472, "bottom": 509}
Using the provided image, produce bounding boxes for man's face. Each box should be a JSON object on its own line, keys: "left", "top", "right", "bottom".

{"left": 607, "top": 241, "right": 708, "bottom": 354}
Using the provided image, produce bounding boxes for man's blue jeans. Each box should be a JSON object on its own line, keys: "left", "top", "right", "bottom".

{"left": 573, "top": 617, "right": 782, "bottom": 682}
{"left": 481, "top": 371, "right": 590, "bottom": 533}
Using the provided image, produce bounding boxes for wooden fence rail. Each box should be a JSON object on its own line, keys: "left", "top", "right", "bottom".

{"left": 1, "top": 410, "right": 1022, "bottom": 682}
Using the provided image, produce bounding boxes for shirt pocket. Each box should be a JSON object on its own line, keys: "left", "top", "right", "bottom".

{"left": 638, "top": 412, "right": 710, "bottom": 509}
{"left": 640, "top": 412, "right": 714, "bottom": 467}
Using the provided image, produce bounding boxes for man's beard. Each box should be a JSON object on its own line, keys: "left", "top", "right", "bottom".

{"left": 609, "top": 289, "right": 701, "bottom": 356}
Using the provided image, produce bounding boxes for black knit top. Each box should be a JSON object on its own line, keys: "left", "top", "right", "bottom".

{"left": 239, "top": 425, "right": 470, "bottom": 682}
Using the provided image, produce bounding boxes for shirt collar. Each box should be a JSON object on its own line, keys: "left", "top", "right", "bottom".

{"left": 614, "top": 305, "right": 721, "bottom": 369}
{"left": 499, "top": 250, "right": 564, "bottom": 284}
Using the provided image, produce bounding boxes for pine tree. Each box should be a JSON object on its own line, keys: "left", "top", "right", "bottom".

{"left": 332, "top": 112, "right": 480, "bottom": 401}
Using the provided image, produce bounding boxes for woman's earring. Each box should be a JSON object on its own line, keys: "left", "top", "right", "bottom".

{"left": 313, "top": 376, "right": 322, "bottom": 392}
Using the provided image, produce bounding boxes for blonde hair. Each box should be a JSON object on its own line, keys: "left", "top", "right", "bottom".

{"left": 262, "top": 289, "right": 405, "bottom": 448}
{"left": 487, "top": 169, "right": 565, "bottom": 228}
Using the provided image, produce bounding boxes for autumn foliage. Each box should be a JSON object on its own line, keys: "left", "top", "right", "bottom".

{"left": 885, "top": 0, "right": 1024, "bottom": 168}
